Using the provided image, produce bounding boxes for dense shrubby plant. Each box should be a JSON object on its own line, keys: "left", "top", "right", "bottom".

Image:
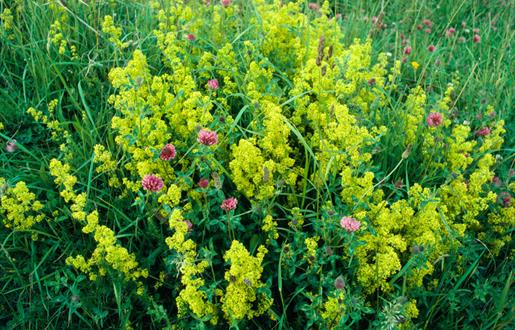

{"left": 1, "top": 0, "right": 513, "bottom": 329}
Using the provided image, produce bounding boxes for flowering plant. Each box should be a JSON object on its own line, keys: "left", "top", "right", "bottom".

{"left": 0, "top": 0, "right": 512, "bottom": 329}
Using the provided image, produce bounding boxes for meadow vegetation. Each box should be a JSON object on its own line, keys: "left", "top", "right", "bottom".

{"left": 0, "top": 0, "right": 513, "bottom": 328}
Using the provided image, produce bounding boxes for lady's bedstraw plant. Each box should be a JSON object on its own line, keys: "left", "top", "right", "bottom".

{"left": 0, "top": 0, "right": 513, "bottom": 329}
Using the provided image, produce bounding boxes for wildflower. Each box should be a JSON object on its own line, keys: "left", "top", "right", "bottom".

{"left": 423, "top": 19, "right": 433, "bottom": 28}
{"left": 186, "top": 33, "right": 196, "bottom": 41}
{"left": 221, "top": 0, "right": 231, "bottom": 6}
{"left": 207, "top": 79, "right": 219, "bottom": 90}
{"left": 497, "top": 192, "right": 511, "bottom": 207}
{"left": 160, "top": 144, "right": 176, "bottom": 160}
{"left": 426, "top": 112, "right": 443, "bottom": 127}
{"left": 184, "top": 220, "right": 193, "bottom": 231}
{"left": 308, "top": 3, "right": 320, "bottom": 11}
{"left": 473, "top": 34, "right": 481, "bottom": 43}
{"left": 473, "top": 28, "right": 480, "bottom": 34}
{"left": 198, "top": 178, "right": 209, "bottom": 188}
{"left": 425, "top": 28, "right": 431, "bottom": 34}
{"left": 446, "top": 27, "right": 456, "bottom": 37}
{"left": 142, "top": 174, "right": 164, "bottom": 192}
{"left": 458, "top": 36, "right": 466, "bottom": 43}
{"left": 334, "top": 276, "right": 345, "bottom": 290}
{"left": 340, "top": 216, "right": 361, "bottom": 232}
{"left": 5, "top": 139, "right": 17, "bottom": 153}
{"left": 197, "top": 129, "right": 218, "bottom": 146}
{"left": 416, "top": 24, "right": 422, "bottom": 31}
{"left": 221, "top": 197, "right": 238, "bottom": 211}
{"left": 476, "top": 127, "right": 491, "bottom": 137}
{"left": 403, "top": 46, "right": 412, "bottom": 55}
{"left": 428, "top": 45, "right": 436, "bottom": 52}
{"left": 411, "top": 61, "right": 420, "bottom": 70}
{"left": 492, "top": 176, "right": 502, "bottom": 187}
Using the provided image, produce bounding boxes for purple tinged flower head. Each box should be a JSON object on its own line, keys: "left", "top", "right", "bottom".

{"left": 198, "top": 129, "right": 218, "bottom": 146}
{"left": 426, "top": 112, "right": 443, "bottom": 127}
{"left": 142, "top": 174, "right": 164, "bottom": 192}
{"left": 340, "top": 216, "right": 361, "bottom": 233}
{"left": 160, "top": 144, "right": 176, "bottom": 161}
{"left": 221, "top": 197, "right": 238, "bottom": 211}
{"left": 207, "top": 79, "right": 219, "bottom": 90}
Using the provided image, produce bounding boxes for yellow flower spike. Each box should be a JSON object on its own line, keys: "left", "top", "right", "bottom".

{"left": 221, "top": 240, "right": 272, "bottom": 321}
{"left": 164, "top": 208, "right": 217, "bottom": 322}
{"left": 102, "top": 15, "right": 125, "bottom": 49}
{"left": 305, "top": 236, "right": 320, "bottom": 263}
{"left": 262, "top": 215, "right": 279, "bottom": 240}
{"left": 321, "top": 292, "right": 345, "bottom": 327}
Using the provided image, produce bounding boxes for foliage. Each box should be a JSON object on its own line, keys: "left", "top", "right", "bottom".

{"left": 0, "top": 0, "right": 513, "bottom": 329}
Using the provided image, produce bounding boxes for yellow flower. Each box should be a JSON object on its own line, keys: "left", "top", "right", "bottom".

{"left": 321, "top": 292, "right": 345, "bottom": 327}
{"left": 0, "top": 180, "right": 45, "bottom": 231}
{"left": 411, "top": 61, "right": 420, "bottom": 70}
{"left": 221, "top": 240, "right": 272, "bottom": 321}
{"left": 102, "top": 15, "right": 125, "bottom": 49}
{"left": 262, "top": 215, "right": 279, "bottom": 240}
{"left": 305, "top": 236, "right": 320, "bottom": 263}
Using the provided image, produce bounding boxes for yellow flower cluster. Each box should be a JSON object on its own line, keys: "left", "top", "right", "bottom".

{"left": 1, "top": 8, "right": 14, "bottom": 39}
{"left": 478, "top": 119, "right": 505, "bottom": 153}
{"left": 47, "top": 1, "right": 75, "bottom": 57}
{"left": 209, "top": 52, "right": 297, "bottom": 201}
{"left": 230, "top": 138, "right": 274, "bottom": 200}
{"left": 286, "top": 28, "right": 387, "bottom": 179}
{"left": 0, "top": 179, "right": 44, "bottom": 232}
{"left": 355, "top": 180, "right": 467, "bottom": 293}
{"left": 230, "top": 76, "right": 299, "bottom": 200}
{"left": 164, "top": 209, "right": 217, "bottom": 324}
{"left": 93, "top": 144, "right": 117, "bottom": 173}
{"left": 404, "top": 86, "right": 427, "bottom": 146}
{"left": 440, "top": 154, "right": 497, "bottom": 229}
{"left": 262, "top": 215, "right": 279, "bottom": 241}
{"left": 341, "top": 167, "right": 381, "bottom": 207}
{"left": 254, "top": 0, "right": 305, "bottom": 72}
{"left": 445, "top": 125, "right": 476, "bottom": 173}
{"left": 480, "top": 205, "right": 515, "bottom": 255}
{"left": 158, "top": 184, "right": 182, "bottom": 209}
{"left": 66, "top": 224, "right": 148, "bottom": 286}
{"left": 437, "top": 83, "right": 455, "bottom": 112}
{"left": 221, "top": 240, "right": 272, "bottom": 321}
{"left": 305, "top": 236, "right": 319, "bottom": 263}
{"left": 49, "top": 159, "right": 77, "bottom": 203}
{"left": 27, "top": 99, "right": 70, "bottom": 142}
{"left": 108, "top": 48, "right": 217, "bottom": 195}
{"left": 49, "top": 159, "right": 148, "bottom": 292}
{"left": 93, "top": 144, "right": 120, "bottom": 187}
{"left": 102, "top": 15, "right": 126, "bottom": 49}
{"left": 321, "top": 292, "right": 345, "bottom": 328}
